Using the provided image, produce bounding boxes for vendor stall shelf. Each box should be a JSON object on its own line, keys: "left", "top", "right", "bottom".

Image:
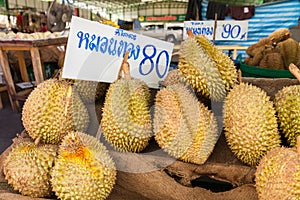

{"left": 0, "top": 37, "right": 67, "bottom": 112}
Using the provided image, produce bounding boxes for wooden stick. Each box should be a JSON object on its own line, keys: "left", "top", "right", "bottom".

{"left": 289, "top": 63, "right": 300, "bottom": 82}
{"left": 117, "top": 51, "right": 131, "bottom": 80}
{"left": 212, "top": 13, "right": 218, "bottom": 45}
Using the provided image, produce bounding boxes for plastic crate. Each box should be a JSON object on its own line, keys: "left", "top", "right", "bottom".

{"left": 239, "top": 62, "right": 296, "bottom": 79}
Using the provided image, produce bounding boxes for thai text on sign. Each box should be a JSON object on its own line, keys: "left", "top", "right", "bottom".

{"left": 62, "top": 16, "right": 174, "bottom": 88}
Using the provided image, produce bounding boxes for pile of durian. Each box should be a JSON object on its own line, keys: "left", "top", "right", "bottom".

{"left": 0, "top": 31, "right": 64, "bottom": 40}
{"left": 4, "top": 78, "right": 116, "bottom": 200}
{"left": 3, "top": 31, "right": 300, "bottom": 200}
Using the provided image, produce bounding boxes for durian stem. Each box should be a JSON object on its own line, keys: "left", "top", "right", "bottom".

{"left": 187, "top": 29, "right": 193, "bottom": 37}
{"left": 64, "top": 85, "right": 73, "bottom": 116}
{"left": 288, "top": 63, "right": 300, "bottom": 82}
{"left": 117, "top": 51, "right": 131, "bottom": 80}
{"left": 297, "top": 136, "right": 300, "bottom": 154}
{"left": 34, "top": 136, "right": 41, "bottom": 146}
{"left": 238, "top": 69, "right": 242, "bottom": 83}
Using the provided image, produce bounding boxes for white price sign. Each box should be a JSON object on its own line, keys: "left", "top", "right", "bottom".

{"left": 62, "top": 16, "right": 174, "bottom": 88}
{"left": 183, "top": 20, "right": 248, "bottom": 41}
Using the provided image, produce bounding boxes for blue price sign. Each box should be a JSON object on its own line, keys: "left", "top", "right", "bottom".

{"left": 62, "top": 16, "right": 174, "bottom": 89}
{"left": 183, "top": 20, "right": 248, "bottom": 41}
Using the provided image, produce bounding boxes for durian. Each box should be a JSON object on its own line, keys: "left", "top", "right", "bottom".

{"left": 101, "top": 78, "right": 152, "bottom": 152}
{"left": 195, "top": 35, "right": 238, "bottom": 91}
{"left": 3, "top": 141, "right": 58, "bottom": 198}
{"left": 223, "top": 83, "right": 281, "bottom": 166}
{"left": 255, "top": 145, "right": 300, "bottom": 199}
{"left": 178, "top": 36, "right": 226, "bottom": 101}
{"left": 274, "top": 85, "right": 300, "bottom": 147}
{"left": 160, "top": 69, "right": 187, "bottom": 87}
{"left": 51, "top": 132, "right": 116, "bottom": 200}
{"left": 22, "top": 79, "right": 89, "bottom": 144}
{"left": 153, "top": 83, "right": 218, "bottom": 164}
{"left": 73, "top": 80, "right": 109, "bottom": 103}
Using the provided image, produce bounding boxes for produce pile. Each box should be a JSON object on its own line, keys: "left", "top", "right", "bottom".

{"left": 0, "top": 31, "right": 65, "bottom": 40}
{"left": 1, "top": 32, "right": 300, "bottom": 200}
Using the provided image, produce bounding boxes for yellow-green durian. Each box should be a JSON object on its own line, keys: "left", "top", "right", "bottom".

{"left": 153, "top": 83, "right": 218, "bottom": 164}
{"left": 22, "top": 79, "right": 89, "bottom": 144}
{"left": 178, "top": 36, "right": 226, "bottom": 101}
{"left": 4, "top": 141, "right": 58, "bottom": 198}
{"left": 255, "top": 147, "right": 300, "bottom": 199}
{"left": 101, "top": 78, "right": 152, "bottom": 152}
{"left": 274, "top": 85, "right": 300, "bottom": 147}
{"left": 51, "top": 132, "right": 116, "bottom": 200}
{"left": 223, "top": 83, "right": 281, "bottom": 166}
{"left": 195, "top": 35, "right": 238, "bottom": 91}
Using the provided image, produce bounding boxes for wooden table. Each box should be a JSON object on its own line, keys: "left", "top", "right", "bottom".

{"left": 0, "top": 37, "right": 68, "bottom": 112}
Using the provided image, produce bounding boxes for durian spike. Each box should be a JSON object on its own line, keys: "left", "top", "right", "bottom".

{"left": 238, "top": 69, "right": 242, "bottom": 84}
{"left": 289, "top": 63, "right": 300, "bottom": 82}
{"left": 34, "top": 136, "right": 41, "bottom": 146}
{"left": 297, "top": 136, "right": 300, "bottom": 154}
{"left": 64, "top": 85, "right": 73, "bottom": 116}
{"left": 117, "top": 51, "right": 131, "bottom": 80}
{"left": 187, "top": 29, "right": 193, "bottom": 37}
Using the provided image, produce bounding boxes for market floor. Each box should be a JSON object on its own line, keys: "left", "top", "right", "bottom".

{"left": 0, "top": 91, "right": 24, "bottom": 154}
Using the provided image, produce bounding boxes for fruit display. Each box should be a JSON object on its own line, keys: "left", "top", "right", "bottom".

{"left": 51, "top": 132, "right": 116, "bottom": 200}
{"left": 274, "top": 85, "right": 300, "bottom": 147}
{"left": 255, "top": 141, "right": 300, "bottom": 199}
{"left": 73, "top": 80, "right": 109, "bottom": 103}
{"left": 3, "top": 141, "right": 58, "bottom": 198}
{"left": 0, "top": 31, "right": 64, "bottom": 40}
{"left": 223, "top": 82, "right": 281, "bottom": 166}
{"left": 153, "top": 83, "right": 218, "bottom": 164}
{"left": 22, "top": 78, "right": 90, "bottom": 144}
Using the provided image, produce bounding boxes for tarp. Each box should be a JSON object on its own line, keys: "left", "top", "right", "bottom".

{"left": 206, "top": 0, "right": 263, "bottom": 6}
{"left": 201, "top": 0, "right": 300, "bottom": 60}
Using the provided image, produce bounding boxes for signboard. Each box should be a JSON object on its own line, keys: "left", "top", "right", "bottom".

{"left": 183, "top": 20, "right": 248, "bottom": 41}
{"left": 62, "top": 16, "right": 174, "bottom": 88}
{"left": 139, "top": 14, "right": 186, "bottom": 22}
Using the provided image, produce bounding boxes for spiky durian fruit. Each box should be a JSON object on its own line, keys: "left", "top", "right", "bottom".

{"left": 153, "top": 83, "right": 218, "bottom": 164}
{"left": 51, "top": 132, "right": 116, "bottom": 200}
{"left": 73, "top": 80, "right": 109, "bottom": 103}
{"left": 255, "top": 146, "right": 300, "bottom": 199}
{"left": 161, "top": 69, "right": 187, "bottom": 87}
{"left": 22, "top": 79, "right": 89, "bottom": 144}
{"left": 3, "top": 141, "right": 58, "bottom": 198}
{"left": 274, "top": 85, "right": 300, "bottom": 147}
{"left": 223, "top": 83, "right": 281, "bottom": 166}
{"left": 101, "top": 78, "right": 152, "bottom": 152}
{"left": 178, "top": 36, "right": 226, "bottom": 101}
{"left": 195, "top": 35, "right": 238, "bottom": 91}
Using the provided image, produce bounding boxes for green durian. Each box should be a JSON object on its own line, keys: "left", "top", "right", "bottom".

{"left": 274, "top": 85, "right": 300, "bottom": 147}
{"left": 178, "top": 36, "right": 226, "bottom": 101}
{"left": 255, "top": 146, "right": 300, "bottom": 199}
{"left": 22, "top": 79, "right": 89, "bottom": 144}
{"left": 153, "top": 83, "right": 218, "bottom": 164}
{"left": 4, "top": 141, "right": 58, "bottom": 198}
{"left": 51, "top": 132, "right": 116, "bottom": 200}
{"left": 101, "top": 78, "right": 152, "bottom": 152}
{"left": 223, "top": 83, "right": 281, "bottom": 166}
{"left": 195, "top": 35, "right": 238, "bottom": 91}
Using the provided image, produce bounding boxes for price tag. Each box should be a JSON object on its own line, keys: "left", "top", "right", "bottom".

{"left": 183, "top": 20, "right": 248, "bottom": 41}
{"left": 62, "top": 16, "right": 174, "bottom": 88}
